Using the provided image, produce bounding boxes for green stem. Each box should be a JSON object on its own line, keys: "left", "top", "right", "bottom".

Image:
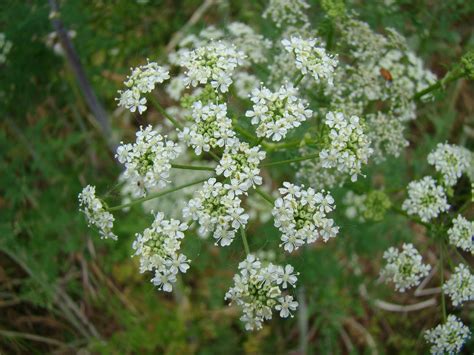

{"left": 240, "top": 227, "right": 250, "bottom": 255}
{"left": 171, "top": 163, "right": 215, "bottom": 171}
{"left": 293, "top": 73, "right": 305, "bottom": 87}
{"left": 439, "top": 242, "right": 447, "bottom": 323}
{"left": 261, "top": 153, "right": 320, "bottom": 168}
{"left": 147, "top": 95, "right": 184, "bottom": 130}
{"left": 107, "top": 177, "right": 209, "bottom": 211}
{"left": 255, "top": 187, "right": 275, "bottom": 205}
{"left": 233, "top": 123, "right": 258, "bottom": 143}
{"left": 390, "top": 206, "right": 430, "bottom": 229}
{"left": 413, "top": 70, "right": 463, "bottom": 101}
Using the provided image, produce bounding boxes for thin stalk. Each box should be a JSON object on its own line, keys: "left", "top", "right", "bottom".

{"left": 261, "top": 153, "right": 320, "bottom": 168}
{"left": 293, "top": 73, "right": 305, "bottom": 87}
{"left": 413, "top": 70, "right": 463, "bottom": 101}
{"left": 108, "top": 177, "right": 209, "bottom": 211}
{"left": 147, "top": 95, "right": 184, "bottom": 130}
{"left": 255, "top": 187, "right": 275, "bottom": 205}
{"left": 439, "top": 242, "right": 447, "bottom": 323}
{"left": 390, "top": 206, "right": 430, "bottom": 229}
{"left": 171, "top": 163, "right": 215, "bottom": 171}
{"left": 240, "top": 227, "right": 250, "bottom": 255}
{"left": 233, "top": 123, "right": 258, "bottom": 143}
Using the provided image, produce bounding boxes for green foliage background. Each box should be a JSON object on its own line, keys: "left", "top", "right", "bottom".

{"left": 0, "top": 0, "right": 473, "bottom": 353}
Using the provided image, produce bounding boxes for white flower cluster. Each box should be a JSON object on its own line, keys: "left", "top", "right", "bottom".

{"left": 234, "top": 72, "right": 260, "bottom": 99}
{"left": 366, "top": 112, "right": 409, "bottom": 162}
{"left": 116, "top": 61, "right": 170, "bottom": 114}
{"left": 282, "top": 36, "right": 338, "bottom": 86}
{"left": 262, "top": 0, "right": 310, "bottom": 28}
{"left": 319, "top": 112, "right": 373, "bottom": 182}
{"left": 216, "top": 141, "right": 266, "bottom": 193}
{"left": 227, "top": 22, "right": 272, "bottom": 64}
{"left": 132, "top": 212, "right": 190, "bottom": 292}
{"left": 424, "top": 315, "right": 471, "bottom": 355}
{"left": 178, "top": 101, "right": 235, "bottom": 155}
{"left": 78, "top": 185, "right": 117, "bottom": 240}
{"left": 225, "top": 255, "right": 298, "bottom": 330}
{"left": 342, "top": 191, "right": 367, "bottom": 222}
{"left": 427, "top": 143, "right": 471, "bottom": 186}
{"left": 116, "top": 126, "right": 181, "bottom": 197}
{"left": 183, "top": 178, "right": 248, "bottom": 246}
{"left": 245, "top": 84, "right": 312, "bottom": 141}
{"left": 272, "top": 182, "right": 338, "bottom": 252}
{"left": 180, "top": 41, "right": 245, "bottom": 93}
{"left": 0, "top": 33, "right": 13, "bottom": 64}
{"left": 401, "top": 176, "right": 450, "bottom": 223}
{"left": 447, "top": 215, "right": 474, "bottom": 254}
{"left": 381, "top": 243, "right": 431, "bottom": 292}
{"left": 443, "top": 264, "right": 474, "bottom": 307}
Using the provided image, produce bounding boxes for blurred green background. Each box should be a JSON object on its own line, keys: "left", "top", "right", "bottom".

{"left": 1, "top": 0, "right": 473, "bottom": 353}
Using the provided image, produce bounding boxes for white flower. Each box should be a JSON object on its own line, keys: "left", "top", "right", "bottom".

{"left": 178, "top": 101, "right": 235, "bottom": 155}
{"left": 78, "top": 185, "right": 117, "bottom": 240}
{"left": 116, "top": 61, "right": 170, "bottom": 114}
{"left": 215, "top": 140, "right": 266, "bottom": 192}
{"left": 262, "top": 0, "right": 310, "bottom": 28}
{"left": 116, "top": 126, "right": 181, "bottom": 197}
{"left": 447, "top": 215, "right": 474, "bottom": 254}
{"left": 319, "top": 112, "right": 373, "bottom": 182}
{"left": 225, "top": 254, "right": 298, "bottom": 330}
{"left": 165, "top": 74, "right": 187, "bottom": 101}
{"left": 443, "top": 264, "right": 474, "bottom": 307}
{"left": 424, "top": 315, "right": 471, "bottom": 354}
{"left": 183, "top": 178, "right": 249, "bottom": 246}
{"left": 180, "top": 41, "right": 245, "bottom": 93}
{"left": 245, "top": 84, "right": 312, "bottom": 141}
{"left": 381, "top": 243, "right": 431, "bottom": 292}
{"left": 275, "top": 264, "right": 299, "bottom": 289}
{"left": 272, "top": 182, "right": 338, "bottom": 252}
{"left": 427, "top": 143, "right": 471, "bottom": 186}
{"left": 282, "top": 36, "right": 338, "bottom": 86}
{"left": 275, "top": 295, "right": 298, "bottom": 318}
{"left": 402, "top": 176, "right": 450, "bottom": 223}
{"left": 132, "top": 212, "right": 189, "bottom": 292}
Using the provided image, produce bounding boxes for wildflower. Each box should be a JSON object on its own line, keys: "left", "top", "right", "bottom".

{"left": 116, "top": 125, "right": 181, "bottom": 197}
{"left": 273, "top": 182, "right": 338, "bottom": 252}
{"left": 178, "top": 101, "right": 235, "bottom": 155}
{"left": 282, "top": 36, "right": 338, "bottom": 86}
{"left": 443, "top": 264, "right": 474, "bottom": 307}
{"left": 427, "top": 143, "right": 471, "bottom": 186}
{"left": 319, "top": 112, "right": 373, "bottom": 182}
{"left": 116, "top": 61, "right": 170, "bottom": 114}
{"left": 262, "top": 0, "right": 310, "bottom": 28}
{"left": 225, "top": 254, "right": 298, "bottom": 330}
{"left": 402, "top": 176, "right": 450, "bottom": 223}
{"left": 78, "top": 185, "right": 117, "bottom": 240}
{"left": 180, "top": 41, "right": 245, "bottom": 93}
{"left": 132, "top": 212, "right": 189, "bottom": 292}
{"left": 216, "top": 141, "right": 266, "bottom": 193}
{"left": 245, "top": 84, "right": 312, "bottom": 141}
{"left": 424, "top": 315, "right": 470, "bottom": 354}
{"left": 447, "top": 215, "right": 474, "bottom": 254}
{"left": 182, "top": 178, "right": 248, "bottom": 246}
{"left": 381, "top": 243, "right": 431, "bottom": 292}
